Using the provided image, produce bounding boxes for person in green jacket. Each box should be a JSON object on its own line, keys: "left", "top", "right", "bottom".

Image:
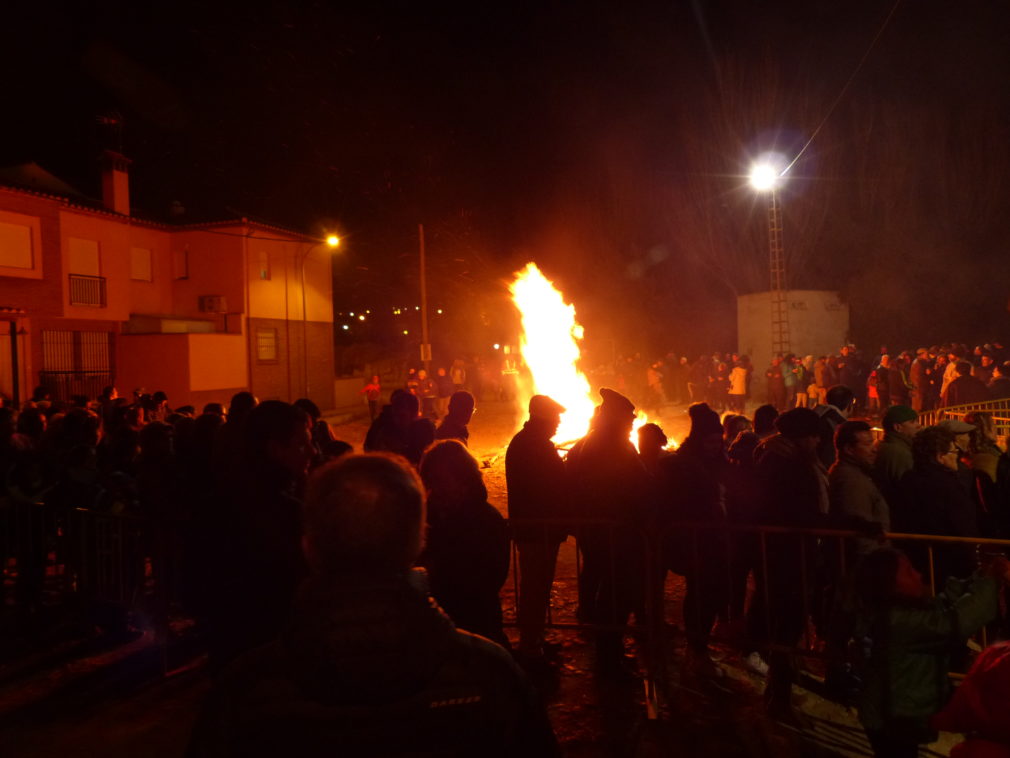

{"left": 872, "top": 405, "right": 920, "bottom": 507}
{"left": 852, "top": 547, "right": 1009, "bottom": 758}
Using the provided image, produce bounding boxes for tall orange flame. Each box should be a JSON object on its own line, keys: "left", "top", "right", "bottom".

{"left": 509, "top": 262, "right": 651, "bottom": 446}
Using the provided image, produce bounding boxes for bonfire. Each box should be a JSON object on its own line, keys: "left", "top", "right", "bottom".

{"left": 509, "top": 263, "right": 651, "bottom": 447}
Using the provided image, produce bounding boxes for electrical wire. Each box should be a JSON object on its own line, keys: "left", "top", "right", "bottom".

{"left": 782, "top": 0, "right": 904, "bottom": 177}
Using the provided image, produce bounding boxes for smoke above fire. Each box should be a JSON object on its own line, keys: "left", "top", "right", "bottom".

{"left": 509, "top": 262, "right": 652, "bottom": 447}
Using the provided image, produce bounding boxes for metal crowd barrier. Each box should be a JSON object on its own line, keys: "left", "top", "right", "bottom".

{"left": 505, "top": 518, "right": 1010, "bottom": 718}
{"left": 920, "top": 396, "right": 1010, "bottom": 443}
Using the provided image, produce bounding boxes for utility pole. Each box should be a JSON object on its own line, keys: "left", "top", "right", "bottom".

{"left": 418, "top": 223, "right": 431, "bottom": 371}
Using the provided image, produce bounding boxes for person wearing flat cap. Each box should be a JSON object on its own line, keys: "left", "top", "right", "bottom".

{"left": 752, "top": 407, "right": 829, "bottom": 724}
{"left": 894, "top": 424, "right": 980, "bottom": 585}
{"left": 565, "top": 388, "right": 648, "bottom": 674}
{"left": 505, "top": 394, "right": 570, "bottom": 663}
{"left": 873, "top": 405, "right": 921, "bottom": 509}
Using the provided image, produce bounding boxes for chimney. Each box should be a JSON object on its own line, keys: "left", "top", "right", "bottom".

{"left": 100, "top": 149, "right": 131, "bottom": 215}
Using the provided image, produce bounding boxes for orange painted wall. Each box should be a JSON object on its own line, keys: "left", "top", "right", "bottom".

{"left": 187, "top": 333, "right": 247, "bottom": 391}
{"left": 169, "top": 230, "right": 244, "bottom": 320}
{"left": 246, "top": 238, "right": 333, "bottom": 324}
{"left": 117, "top": 333, "right": 191, "bottom": 402}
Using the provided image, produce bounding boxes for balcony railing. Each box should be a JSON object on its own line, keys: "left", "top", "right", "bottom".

{"left": 69, "top": 274, "right": 106, "bottom": 307}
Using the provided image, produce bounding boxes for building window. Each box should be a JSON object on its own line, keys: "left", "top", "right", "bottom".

{"left": 256, "top": 328, "right": 278, "bottom": 362}
{"left": 258, "top": 249, "right": 270, "bottom": 280}
{"left": 0, "top": 221, "right": 33, "bottom": 269}
{"left": 130, "top": 247, "right": 153, "bottom": 281}
{"left": 173, "top": 246, "right": 189, "bottom": 280}
{"left": 67, "top": 237, "right": 101, "bottom": 275}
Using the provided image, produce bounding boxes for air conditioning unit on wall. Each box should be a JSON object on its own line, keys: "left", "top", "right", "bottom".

{"left": 198, "top": 295, "right": 227, "bottom": 313}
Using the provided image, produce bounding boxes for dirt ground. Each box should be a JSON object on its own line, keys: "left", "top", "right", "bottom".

{"left": 0, "top": 398, "right": 962, "bottom": 757}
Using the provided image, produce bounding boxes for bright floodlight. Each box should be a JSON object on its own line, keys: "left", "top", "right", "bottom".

{"left": 325, "top": 234, "right": 340, "bottom": 248}
{"left": 749, "top": 163, "right": 780, "bottom": 192}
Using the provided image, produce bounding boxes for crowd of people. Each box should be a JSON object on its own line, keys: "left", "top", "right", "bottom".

{"left": 4, "top": 354, "right": 1010, "bottom": 756}
{"left": 579, "top": 340, "right": 1010, "bottom": 418}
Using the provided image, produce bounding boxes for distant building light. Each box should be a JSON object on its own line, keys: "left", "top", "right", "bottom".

{"left": 341, "top": 324, "right": 349, "bottom": 330}
{"left": 365, "top": 309, "right": 370, "bottom": 314}
{"left": 403, "top": 330, "right": 409, "bottom": 335}
{"left": 436, "top": 308, "right": 443, "bottom": 314}
{"left": 358, "top": 315, "right": 365, "bottom": 321}
{"left": 493, "top": 343, "right": 500, "bottom": 350}
{"left": 415, "top": 306, "right": 419, "bottom": 311}
{"left": 349, "top": 312, "right": 355, "bottom": 317}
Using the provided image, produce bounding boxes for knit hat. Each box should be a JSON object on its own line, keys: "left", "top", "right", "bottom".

{"left": 775, "top": 407, "right": 821, "bottom": 439}
{"left": 687, "top": 402, "right": 723, "bottom": 438}
{"left": 882, "top": 405, "right": 918, "bottom": 429}
{"left": 598, "top": 388, "right": 636, "bottom": 418}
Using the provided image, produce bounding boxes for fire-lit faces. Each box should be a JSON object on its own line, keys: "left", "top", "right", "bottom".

{"left": 894, "top": 554, "right": 926, "bottom": 598}
{"left": 894, "top": 419, "right": 921, "bottom": 439}
{"left": 937, "top": 445, "right": 960, "bottom": 471}
{"left": 845, "top": 430, "right": 876, "bottom": 466}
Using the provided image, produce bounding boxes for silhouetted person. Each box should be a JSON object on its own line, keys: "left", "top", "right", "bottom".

{"left": 188, "top": 453, "right": 559, "bottom": 757}
{"left": 752, "top": 407, "right": 827, "bottom": 724}
{"left": 660, "top": 403, "right": 730, "bottom": 675}
{"left": 419, "top": 440, "right": 510, "bottom": 647}
{"left": 207, "top": 401, "right": 312, "bottom": 668}
{"left": 434, "top": 390, "right": 476, "bottom": 445}
{"left": 365, "top": 389, "right": 425, "bottom": 461}
{"left": 505, "top": 395, "right": 569, "bottom": 661}
{"left": 943, "top": 360, "right": 990, "bottom": 406}
{"left": 566, "top": 388, "right": 649, "bottom": 673}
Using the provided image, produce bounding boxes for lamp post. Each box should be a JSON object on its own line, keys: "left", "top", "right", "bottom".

{"left": 749, "top": 162, "right": 790, "bottom": 357}
{"left": 300, "top": 234, "right": 340, "bottom": 400}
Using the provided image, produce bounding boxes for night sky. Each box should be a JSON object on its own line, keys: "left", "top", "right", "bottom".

{"left": 4, "top": 1, "right": 1010, "bottom": 359}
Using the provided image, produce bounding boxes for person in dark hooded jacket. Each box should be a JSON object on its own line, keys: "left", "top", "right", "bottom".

{"left": 188, "top": 453, "right": 559, "bottom": 758}
{"left": 418, "top": 439, "right": 510, "bottom": 648}
{"left": 660, "top": 403, "right": 730, "bottom": 674}
{"left": 752, "top": 407, "right": 829, "bottom": 723}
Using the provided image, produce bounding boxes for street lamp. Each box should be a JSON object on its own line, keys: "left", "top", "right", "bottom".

{"left": 300, "top": 234, "right": 340, "bottom": 400}
{"left": 750, "top": 160, "right": 790, "bottom": 357}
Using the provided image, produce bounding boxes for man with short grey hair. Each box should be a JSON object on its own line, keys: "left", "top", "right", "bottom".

{"left": 189, "top": 453, "right": 559, "bottom": 757}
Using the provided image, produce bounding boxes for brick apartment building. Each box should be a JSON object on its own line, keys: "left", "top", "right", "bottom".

{"left": 0, "top": 152, "right": 336, "bottom": 410}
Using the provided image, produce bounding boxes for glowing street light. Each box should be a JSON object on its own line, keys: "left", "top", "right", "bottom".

{"left": 326, "top": 234, "right": 340, "bottom": 248}
{"left": 748, "top": 162, "right": 781, "bottom": 192}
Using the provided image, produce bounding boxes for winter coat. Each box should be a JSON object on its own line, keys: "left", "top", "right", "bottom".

{"left": 932, "top": 642, "right": 1010, "bottom": 758}
{"left": 944, "top": 375, "right": 990, "bottom": 407}
{"left": 434, "top": 416, "right": 470, "bottom": 445}
{"left": 894, "top": 462, "right": 980, "bottom": 585}
{"left": 565, "top": 425, "right": 649, "bottom": 524}
{"left": 505, "top": 418, "right": 570, "bottom": 543}
{"left": 873, "top": 432, "right": 914, "bottom": 508}
{"left": 829, "top": 456, "right": 890, "bottom": 557}
{"left": 188, "top": 572, "right": 559, "bottom": 757}
{"left": 989, "top": 376, "right": 1010, "bottom": 400}
{"left": 754, "top": 435, "right": 828, "bottom": 579}
{"left": 659, "top": 439, "right": 728, "bottom": 575}
{"left": 420, "top": 490, "right": 510, "bottom": 647}
{"left": 857, "top": 575, "right": 999, "bottom": 740}
{"left": 729, "top": 366, "right": 748, "bottom": 395}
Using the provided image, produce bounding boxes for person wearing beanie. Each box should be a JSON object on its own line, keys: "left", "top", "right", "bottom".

{"left": 659, "top": 402, "right": 731, "bottom": 676}
{"left": 752, "top": 406, "right": 829, "bottom": 725}
{"left": 505, "top": 394, "right": 570, "bottom": 663}
{"left": 565, "top": 388, "right": 648, "bottom": 674}
{"left": 873, "top": 405, "right": 921, "bottom": 509}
